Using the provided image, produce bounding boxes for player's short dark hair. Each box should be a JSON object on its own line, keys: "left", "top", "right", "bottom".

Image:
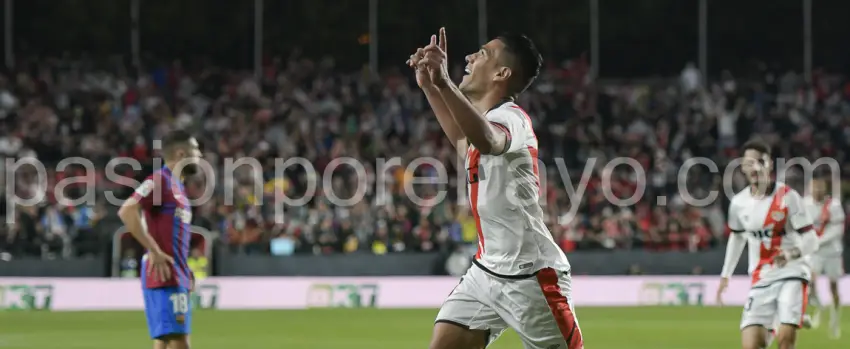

{"left": 162, "top": 129, "right": 195, "bottom": 153}
{"left": 496, "top": 33, "right": 543, "bottom": 97}
{"left": 741, "top": 138, "right": 771, "bottom": 157}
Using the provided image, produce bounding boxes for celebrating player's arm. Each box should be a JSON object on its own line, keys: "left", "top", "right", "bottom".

{"left": 118, "top": 175, "right": 174, "bottom": 283}
{"left": 717, "top": 200, "right": 747, "bottom": 305}
{"left": 408, "top": 30, "right": 467, "bottom": 157}
{"left": 417, "top": 28, "right": 514, "bottom": 156}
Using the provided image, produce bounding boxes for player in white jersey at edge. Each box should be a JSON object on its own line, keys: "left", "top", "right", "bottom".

{"left": 408, "top": 28, "right": 583, "bottom": 349}
{"left": 717, "top": 139, "right": 819, "bottom": 349}
{"left": 802, "top": 177, "right": 844, "bottom": 339}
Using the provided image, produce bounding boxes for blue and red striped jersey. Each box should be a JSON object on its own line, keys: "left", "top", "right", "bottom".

{"left": 132, "top": 166, "right": 193, "bottom": 289}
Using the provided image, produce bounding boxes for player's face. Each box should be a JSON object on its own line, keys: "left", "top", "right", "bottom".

{"left": 177, "top": 138, "right": 203, "bottom": 177}
{"left": 740, "top": 149, "right": 771, "bottom": 184}
{"left": 810, "top": 179, "right": 826, "bottom": 199}
{"left": 459, "top": 39, "right": 509, "bottom": 95}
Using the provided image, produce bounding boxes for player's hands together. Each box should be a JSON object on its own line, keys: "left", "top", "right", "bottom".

{"left": 408, "top": 47, "right": 433, "bottom": 89}
{"left": 148, "top": 249, "right": 175, "bottom": 283}
{"left": 772, "top": 247, "right": 800, "bottom": 267}
{"left": 408, "top": 27, "right": 449, "bottom": 89}
{"left": 417, "top": 27, "right": 451, "bottom": 89}
{"left": 716, "top": 277, "right": 729, "bottom": 306}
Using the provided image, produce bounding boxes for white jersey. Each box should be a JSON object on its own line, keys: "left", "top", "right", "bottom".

{"left": 727, "top": 182, "right": 815, "bottom": 287}
{"left": 803, "top": 195, "right": 845, "bottom": 257}
{"left": 465, "top": 101, "right": 570, "bottom": 277}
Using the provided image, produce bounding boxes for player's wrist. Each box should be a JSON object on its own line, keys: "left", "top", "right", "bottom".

{"left": 150, "top": 247, "right": 166, "bottom": 257}
{"left": 784, "top": 247, "right": 802, "bottom": 260}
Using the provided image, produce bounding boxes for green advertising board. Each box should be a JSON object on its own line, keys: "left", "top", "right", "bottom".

{"left": 640, "top": 281, "right": 706, "bottom": 306}
{"left": 192, "top": 284, "right": 219, "bottom": 310}
{"left": 0, "top": 284, "right": 53, "bottom": 310}
{"left": 306, "top": 283, "right": 379, "bottom": 308}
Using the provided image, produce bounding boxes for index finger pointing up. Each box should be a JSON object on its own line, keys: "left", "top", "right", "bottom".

{"left": 439, "top": 27, "right": 447, "bottom": 53}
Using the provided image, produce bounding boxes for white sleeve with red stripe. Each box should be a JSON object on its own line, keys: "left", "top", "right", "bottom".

{"left": 819, "top": 200, "right": 845, "bottom": 246}
{"left": 721, "top": 199, "right": 746, "bottom": 278}
{"left": 486, "top": 107, "right": 529, "bottom": 155}
{"left": 785, "top": 189, "right": 818, "bottom": 257}
{"left": 785, "top": 189, "right": 813, "bottom": 232}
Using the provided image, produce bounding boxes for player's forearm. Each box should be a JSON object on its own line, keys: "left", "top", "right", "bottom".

{"left": 796, "top": 228, "right": 818, "bottom": 257}
{"left": 720, "top": 233, "right": 746, "bottom": 278}
{"left": 118, "top": 207, "right": 163, "bottom": 254}
{"left": 424, "top": 87, "right": 466, "bottom": 150}
{"left": 436, "top": 83, "right": 503, "bottom": 155}
{"left": 818, "top": 223, "right": 844, "bottom": 246}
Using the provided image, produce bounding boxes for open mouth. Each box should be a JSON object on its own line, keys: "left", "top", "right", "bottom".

{"left": 464, "top": 67, "right": 471, "bottom": 75}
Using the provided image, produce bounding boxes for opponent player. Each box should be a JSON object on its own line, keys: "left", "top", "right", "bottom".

{"left": 803, "top": 177, "right": 844, "bottom": 339}
{"left": 118, "top": 130, "right": 202, "bottom": 349}
{"left": 717, "top": 139, "right": 818, "bottom": 349}
{"left": 409, "top": 28, "right": 583, "bottom": 349}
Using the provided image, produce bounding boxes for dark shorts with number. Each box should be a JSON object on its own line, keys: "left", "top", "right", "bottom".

{"left": 141, "top": 265, "right": 192, "bottom": 339}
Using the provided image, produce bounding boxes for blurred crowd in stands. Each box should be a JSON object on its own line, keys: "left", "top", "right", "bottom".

{"left": 1, "top": 52, "right": 850, "bottom": 260}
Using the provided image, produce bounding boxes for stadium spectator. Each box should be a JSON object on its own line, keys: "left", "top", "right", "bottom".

{"left": 120, "top": 249, "right": 139, "bottom": 278}
{"left": 187, "top": 247, "right": 209, "bottom": 280}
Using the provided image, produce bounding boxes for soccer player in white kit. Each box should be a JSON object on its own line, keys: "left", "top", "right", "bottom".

{"left": 803, "top": 177, "right": 844, "bottom": 339}
{"left": 717, "top": 139, "right": 819, "bottom": 349}
{"left": 408, "top": 28, "right": 583, "bottom": 349}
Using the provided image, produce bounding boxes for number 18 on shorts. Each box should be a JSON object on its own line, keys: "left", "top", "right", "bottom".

{"left": 143, "top": 286, "right": 192, "bottom": 339}
{"left": 741, "top": 280, "right": 807, "bottom": 330}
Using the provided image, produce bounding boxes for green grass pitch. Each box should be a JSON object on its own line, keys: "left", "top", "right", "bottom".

{"left": 1, "top": 307, "right": 847, "bottom": 348}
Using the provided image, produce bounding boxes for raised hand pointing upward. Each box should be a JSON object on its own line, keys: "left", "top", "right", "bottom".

{"left": 418, "top": 27, "right": 450, "bottom": 88}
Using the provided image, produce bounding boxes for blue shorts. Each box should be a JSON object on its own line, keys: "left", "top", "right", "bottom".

{"left": 141, "top": 281, "right": 192, "bottom": 339}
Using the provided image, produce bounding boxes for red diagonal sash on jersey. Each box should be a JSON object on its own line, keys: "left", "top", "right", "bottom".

{"left": 751, "top": 186, "right": 789, "bottom": 285}
{"left": 467, "top": 147, "right": 485, "bottom": 259}
{"left": 816, "top": 197, "right": 832, "bottom": 237}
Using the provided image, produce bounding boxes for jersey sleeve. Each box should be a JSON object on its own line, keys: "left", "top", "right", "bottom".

{"left": 819, "top": 200, "right": 846, "bottom": 245}
{"left": 786, "top": 189, "right": 813, "bottom": 232}
{"left": 130, "top": 174, "right": 162, "bottom": 211}
{"left": 486, "top": 107, "right": 529, "bottom": 155}
{"left": 828, "top": 200, "right": 846, "bottom": 223}
{"left": 727, "top": 199, "right": 744, "bottom": 233}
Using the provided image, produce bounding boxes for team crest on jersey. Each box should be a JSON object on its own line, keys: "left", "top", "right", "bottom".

{"left": 136, "top": 179, "right": 154, "bottom": 196}
{"left": 175, "top": 207, "right": 192, "bottom": 224}
{"left": 771, "top": 211, "right": 785, "bottom": 221}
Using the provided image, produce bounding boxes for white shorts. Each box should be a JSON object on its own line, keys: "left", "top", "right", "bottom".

{"left": 809, "top": 254, "right": 844, "bottom": 281}
{"left": 436, "top": 265, "right": 584, "bottom": 349}
{"left": 740, "top": 279, "right": 808, "bottom": 330}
